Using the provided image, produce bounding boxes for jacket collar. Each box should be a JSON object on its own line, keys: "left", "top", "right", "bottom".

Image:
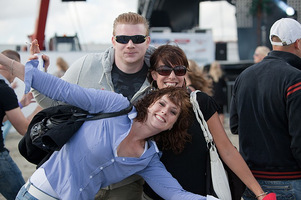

{"left": 268, "top": 51, "right": 301, "bottom": 70}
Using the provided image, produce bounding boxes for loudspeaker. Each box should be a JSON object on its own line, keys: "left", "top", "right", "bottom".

{"left": 215, "top": 42, "right": 227, "bottom": 61}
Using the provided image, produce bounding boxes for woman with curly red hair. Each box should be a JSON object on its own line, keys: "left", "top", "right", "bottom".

{"left": 0, "top": 49, "right": 215, "bottom": 200}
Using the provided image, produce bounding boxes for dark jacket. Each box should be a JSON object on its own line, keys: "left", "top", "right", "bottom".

{"left": 230, "top": 51, "right": 301, "bottom": 179}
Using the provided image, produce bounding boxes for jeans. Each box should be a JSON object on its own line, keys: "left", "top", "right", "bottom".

{"left": 243, "top": 179, "right": 301, "bottom": 200}
{"left": 0, "top": 149, "right": 25, "bottom": 200}
{"left": 15, "top": 184, "right": 37, "bottom": 200}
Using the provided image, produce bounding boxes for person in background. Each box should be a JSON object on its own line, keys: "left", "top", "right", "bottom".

{"left": 230, "top": 18, "right": 301, "bottom": 199}
{"left": 1, "top": 52, "right": 34, "bottom": 141}
{"left": 0, "top": 50, "right": 39, "bottom": 200}
{"left": 31, "top": 12, "right": 155, "bottom": 200}
{"left": 2, "top": 80, "right": 18, "bottom": 140}
{"left": 143, "top": 44, "right": 275, "bottom": 200}
{"left": 253, "top": 46, "right": 270, "bottom": 63}
{"left": 208, "top": 61, "right": 227, "bottom": 124}
{"left": 185, "top": 59, "right": 212, "bottom": 95}
{"left": 54, "top": 57, "right": 69, "bottom": 78}
{"left": 0, "top": 52, "right": 218, "bottom": 200}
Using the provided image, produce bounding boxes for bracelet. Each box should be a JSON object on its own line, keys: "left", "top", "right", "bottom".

{"left": 18, "top": 102, "right": 23, "bottom": 109}
{"left": 256, "top": 192, "right": 268, "bottom": 198}
{"left": 10, "top": 60, "right": 14, "bottom": 75}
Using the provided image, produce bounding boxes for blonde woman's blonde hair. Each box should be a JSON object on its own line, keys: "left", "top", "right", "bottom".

{"left": 209, "top": 61, "right": 223, "bottom": 82}
{"left": 113, "top": 12, "right": 149, "bottom": 36}
{"left": 187, "top": 60, "right": 213, "bottom": 96}
{"left": 56, "top": 57, "right": 69, "bottom": 72}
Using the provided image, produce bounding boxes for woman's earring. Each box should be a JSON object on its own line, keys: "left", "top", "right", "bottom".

{"left": 149, "top": 81, "right": 158, "bottom": 92}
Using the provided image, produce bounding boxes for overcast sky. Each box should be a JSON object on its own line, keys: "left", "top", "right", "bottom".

{"left": 200, "top": 1, "right": 237, "bottom": 41}
{"left": 0, "top": 0, "right": 138, "bottom": 45}
{"left": 0, "top": 0, "right": 237, "bottom": 45}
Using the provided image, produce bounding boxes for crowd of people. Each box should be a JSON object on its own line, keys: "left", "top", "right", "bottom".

{"left": 0, "top": 11, "right": 300, "bottom": 200}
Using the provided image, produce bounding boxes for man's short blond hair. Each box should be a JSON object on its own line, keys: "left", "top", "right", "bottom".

{"left": 1, "top": 49, "right": 20, "bottom": 62}
{"left": 255, "top": 46, "right": 270, "bottom": 57}
{"left": 113, "top": 12, "right": 149, "bottom": 36}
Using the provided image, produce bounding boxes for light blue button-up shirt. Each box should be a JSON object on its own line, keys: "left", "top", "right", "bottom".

{"left": 24, "top": 60, "right": 206, "bottom": 200}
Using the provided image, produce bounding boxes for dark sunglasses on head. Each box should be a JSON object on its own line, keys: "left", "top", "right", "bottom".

{"left": 114, "top": 35, "right": 147, "bottom": 44}
{"left": 155, "top": 65, "right": 187, "bottom": 76}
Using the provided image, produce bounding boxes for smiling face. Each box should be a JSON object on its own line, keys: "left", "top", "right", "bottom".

{"left": 147, "top": 94, "right": 180, "bottom": 132}
{"left": 134, "top": 87, "right": 192, "bottom": 153}
{"left": 148, "top": 44, "right": 189, "bottom": 89}
{"left": 151, "top": 61, "right": 186, "bottom": 89}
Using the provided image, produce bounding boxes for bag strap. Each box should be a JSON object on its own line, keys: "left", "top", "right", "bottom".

{"left": 190, "top": 90, "right": 214, "bottom": 145}
{"left": 76, "top": 104, "right": 133, "bottom": 122}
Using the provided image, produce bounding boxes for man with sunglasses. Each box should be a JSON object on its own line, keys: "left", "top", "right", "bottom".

{"left": 32, "top": 12, "right": 155, "bottom": 200}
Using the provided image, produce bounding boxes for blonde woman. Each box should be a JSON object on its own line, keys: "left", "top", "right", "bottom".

{"left": 208, "top": 61, "right": 227, "bottom": 124}
{"left": 54, "top": 57, "right": 69, "bottom": 78}
{"left": 185, "top": 59, "right": 212, "bottom": 96}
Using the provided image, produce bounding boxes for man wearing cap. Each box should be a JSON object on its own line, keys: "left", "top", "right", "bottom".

{"left": 230, "top": 18, "right": 301, "bottom": 199}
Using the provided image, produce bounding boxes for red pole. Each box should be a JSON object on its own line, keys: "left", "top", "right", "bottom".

{"left": 30, "top": 0, "right": 50, "bottom": 50}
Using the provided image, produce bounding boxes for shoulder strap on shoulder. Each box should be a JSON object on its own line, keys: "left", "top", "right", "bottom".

{"left": 190, "top": 90, "right": 213, "bottom": 144}
{"left": 77, "top": 104, "right": 133, "bottom": 122}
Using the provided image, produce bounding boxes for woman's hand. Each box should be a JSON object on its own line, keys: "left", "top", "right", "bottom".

{"left": 29, "top": 39, "right": 50, "bottom": 71}
{"left": 258, "top": 192, "right": 276, "bottom": 200}
{"left": 19, "top": 91, "right": 36, "bottom": 108}
{"left": 30, "top": 39, "right": 40, "bottom": 55}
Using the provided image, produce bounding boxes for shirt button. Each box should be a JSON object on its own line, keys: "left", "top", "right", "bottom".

{"left": 100, "top": 167, "right": 103, "bottom": 170}
{"left": 122, "top": 158, "right": 125, "bottom": 161}
{"left": 79, "top": 188, "right": 83, "bottom": 192}
{"left": 90, "top": 175, "right": 93, "bottom": 179}
{"left": 111, "top": 159, "right": 114, "bottom": 162}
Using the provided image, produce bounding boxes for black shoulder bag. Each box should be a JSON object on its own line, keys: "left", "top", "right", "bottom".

{"left": 18, "top": 104, "right": 133, "bottom": 167}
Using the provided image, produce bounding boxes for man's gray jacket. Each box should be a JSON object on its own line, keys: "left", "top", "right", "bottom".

{"left": 33, "top": 46, "right": 155, "bottom": 107}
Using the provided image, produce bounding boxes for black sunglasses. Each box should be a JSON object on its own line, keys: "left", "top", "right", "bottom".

{"left": 155, "top": 65, "right": 187, "bottom": 76}
{"left": 114, "top": 35, "right": 147, "bottom": 44}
